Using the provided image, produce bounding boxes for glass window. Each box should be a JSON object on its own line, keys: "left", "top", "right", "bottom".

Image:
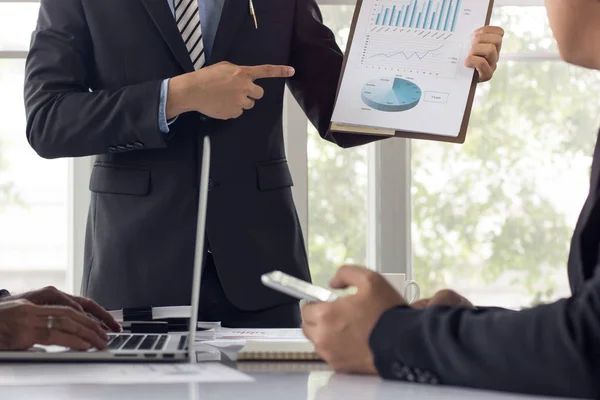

{"left": 0, "top": 3, "right": 69, "bottom": 294}
{"left": 412, "top": 6, "right": 600, "bottom": 308}
{"left": 308, "top": 5, "right": 369, "bottom": 288}
{"left": 310, "top": 4, "right": 597, "bottom": 309}
{"left": 0, "top": 3, "right": 40, "bottom": 52}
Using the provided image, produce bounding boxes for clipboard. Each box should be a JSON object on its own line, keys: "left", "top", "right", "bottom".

{"left": 328, "top": 0, "right": 495, "bottom": 144}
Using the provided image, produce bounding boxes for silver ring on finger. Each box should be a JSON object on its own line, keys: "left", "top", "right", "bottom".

{"left": 47, "top": 315, "right": 54, "bottom": 330}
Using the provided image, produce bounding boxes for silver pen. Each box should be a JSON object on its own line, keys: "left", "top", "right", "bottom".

{"left": 249, "top": 0, "right": 258, "bottom": 29}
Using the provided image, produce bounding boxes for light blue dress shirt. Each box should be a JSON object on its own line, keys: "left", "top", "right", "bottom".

{"left": 159, "top": 0, "right": 225, "bottom": 133}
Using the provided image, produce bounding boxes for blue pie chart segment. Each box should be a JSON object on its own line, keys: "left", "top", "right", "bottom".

{"left": 361, "top": 77, "right": 422, "bottom": 112}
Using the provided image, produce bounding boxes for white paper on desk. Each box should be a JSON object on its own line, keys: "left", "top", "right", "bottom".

{"left": 197, "top": 337, "right": 315, "bottom": 362}
{"left": 0, "top": 363, "right": 253, "bottom": 386}
{"left": 199, "top": 339, "right": 247, "bottom": 348}
{"left": 210, "top": 328, "right": 306, "bottom": 341}
{"left": 194, "top": 328, "right": 217, "bottom": 341}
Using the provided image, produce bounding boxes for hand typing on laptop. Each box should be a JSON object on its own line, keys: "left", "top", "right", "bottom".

{"left": 0, "top": 286, "right": 120, "bottom": 351}
{"left": 0, "top": 136, "right": 210, "bottom": 362}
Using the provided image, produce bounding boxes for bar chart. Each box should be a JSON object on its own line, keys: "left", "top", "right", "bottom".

{"left": 372, "top": 0, "right": 462, "bottom": 32}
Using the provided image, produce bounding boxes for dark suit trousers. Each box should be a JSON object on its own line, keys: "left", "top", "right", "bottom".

{"left": 198, "top": 253, "right": 301, "bottom": 328}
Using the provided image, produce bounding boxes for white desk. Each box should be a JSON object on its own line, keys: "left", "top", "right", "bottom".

{"left": 0, "top": 361, "right": 579, "bottom": 400}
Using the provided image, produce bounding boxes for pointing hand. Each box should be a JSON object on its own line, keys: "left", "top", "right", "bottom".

{"left": 167, "top": 62, "right": 295, "bottom": 120}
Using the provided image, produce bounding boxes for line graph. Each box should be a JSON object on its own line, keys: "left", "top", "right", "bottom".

{"left": 361, "top": 34, "right": 462, "bottom": 79}
{"left": 368, "top": 44, "right": 444, "bottom": 61}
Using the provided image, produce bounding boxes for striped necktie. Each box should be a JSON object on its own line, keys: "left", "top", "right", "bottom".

{"left": 174, "top": 0, "right": 206, "bottom": 70}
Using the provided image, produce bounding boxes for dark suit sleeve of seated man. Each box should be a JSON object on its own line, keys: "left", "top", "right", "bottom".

{"left": 24, "top": 0, "right": 167, "bottom": 159}
{"left": 285, "top": 0, "right": 384, "bottom": 150}
{"left": 369, "top": 276, "right": 600, "bottom": 399}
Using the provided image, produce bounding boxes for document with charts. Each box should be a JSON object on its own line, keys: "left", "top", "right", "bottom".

{"left": 330, "top": 0, "right": 494, "bottom": 143}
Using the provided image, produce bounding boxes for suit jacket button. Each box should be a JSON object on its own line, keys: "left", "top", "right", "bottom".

{"left": 126, "top": 144, "right": 136, "bottom": 150}
{"left": 133, "top": 141, "right": 145, "bottom": 149}
{"left": 108, "top": 146, "right": 118, "bottom": 153}
{"left": 208, "top": 179, "right": 215, "bottom": 191}
{"left": 117, "top": 145, "right": 127, "bottom": 152}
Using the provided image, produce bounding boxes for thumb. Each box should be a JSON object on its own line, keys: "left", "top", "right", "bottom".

{"left": 329, "top": 265, "right": 373, "bottom": 290}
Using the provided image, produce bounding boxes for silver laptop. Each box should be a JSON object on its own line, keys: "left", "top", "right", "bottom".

{"left": 0, "top": 136, "right": 212, "bottom": 362}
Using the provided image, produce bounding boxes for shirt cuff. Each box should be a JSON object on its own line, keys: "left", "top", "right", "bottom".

{"left": 158, "top": 79, "right": 179, "bottom": 134}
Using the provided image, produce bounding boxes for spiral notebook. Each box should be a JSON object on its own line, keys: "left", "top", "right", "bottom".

{"left": 236, "top": 340, "right": 320, "bottom": 361}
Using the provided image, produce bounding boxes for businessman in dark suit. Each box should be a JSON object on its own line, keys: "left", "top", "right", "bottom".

{"left": 24, "top": 0, "right": 503, "bottom": 328}
{"left": 302, "top": 3, "right": 600, "bottom": 397}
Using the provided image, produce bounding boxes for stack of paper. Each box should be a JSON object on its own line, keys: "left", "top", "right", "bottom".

{"left": 193, "top": 328, "right": 319, "bottom": 362}
{"left": 197, "top": 321, "right": 222, "bottom": 330}
{"left": 195, "top": 328, "right": 218, "bottom": 341}
{"left": 213, "top": 328, "right": 307, "bottom": 341}
{"left": 236, "top": 340, "right": 318, "bottom": 361}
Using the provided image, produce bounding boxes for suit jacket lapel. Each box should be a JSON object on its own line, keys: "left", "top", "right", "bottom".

{"left": 210, "top": 0, "right": 248, "bottom": 64}
{"left": 140, "top": 0, "right": 195, "bottom": 72}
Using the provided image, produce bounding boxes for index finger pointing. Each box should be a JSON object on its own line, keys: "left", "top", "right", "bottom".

{"left": 245, "top": 64, "right": 295, "bottom": 80}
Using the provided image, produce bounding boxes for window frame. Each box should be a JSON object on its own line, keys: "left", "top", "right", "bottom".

{"left": 0, "top": 0, "right": 91, "bottom": 294}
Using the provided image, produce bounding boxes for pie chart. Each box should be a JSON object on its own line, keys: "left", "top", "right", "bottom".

{"left": 361, "top": 77, "right": 422, "bottom": 112}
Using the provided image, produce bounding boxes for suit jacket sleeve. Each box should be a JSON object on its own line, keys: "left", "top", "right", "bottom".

{"left": 286, "top": 0, "right": 385, "bottom": 149}
{"left": 24, "top": 0, "right": 167, "bottom": 159}
{"left": 369, "top": 275, "right": 600, "bottom": 399}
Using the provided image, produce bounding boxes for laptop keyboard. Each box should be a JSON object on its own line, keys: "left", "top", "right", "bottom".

{"left": 107, "top": 335, "right": 131, "bottom": 350}
{"left": 178, "top": 335, "right": 189, "bottom": 351}
{"left": 122, "top": 335, "right": 144, "bottom": 350}
{"left": 106, "top": 334, "right": 181, "bottom": 352}
{"left": 156, "top": 335, "right": 168, "bottom": 350}
{"left": 139, "top": 335, "right": 159, "bottom": 350}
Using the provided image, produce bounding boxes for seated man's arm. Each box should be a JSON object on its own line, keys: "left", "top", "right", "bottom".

{"left": 370, "top": 276, "right": 600, "bottom": 398}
